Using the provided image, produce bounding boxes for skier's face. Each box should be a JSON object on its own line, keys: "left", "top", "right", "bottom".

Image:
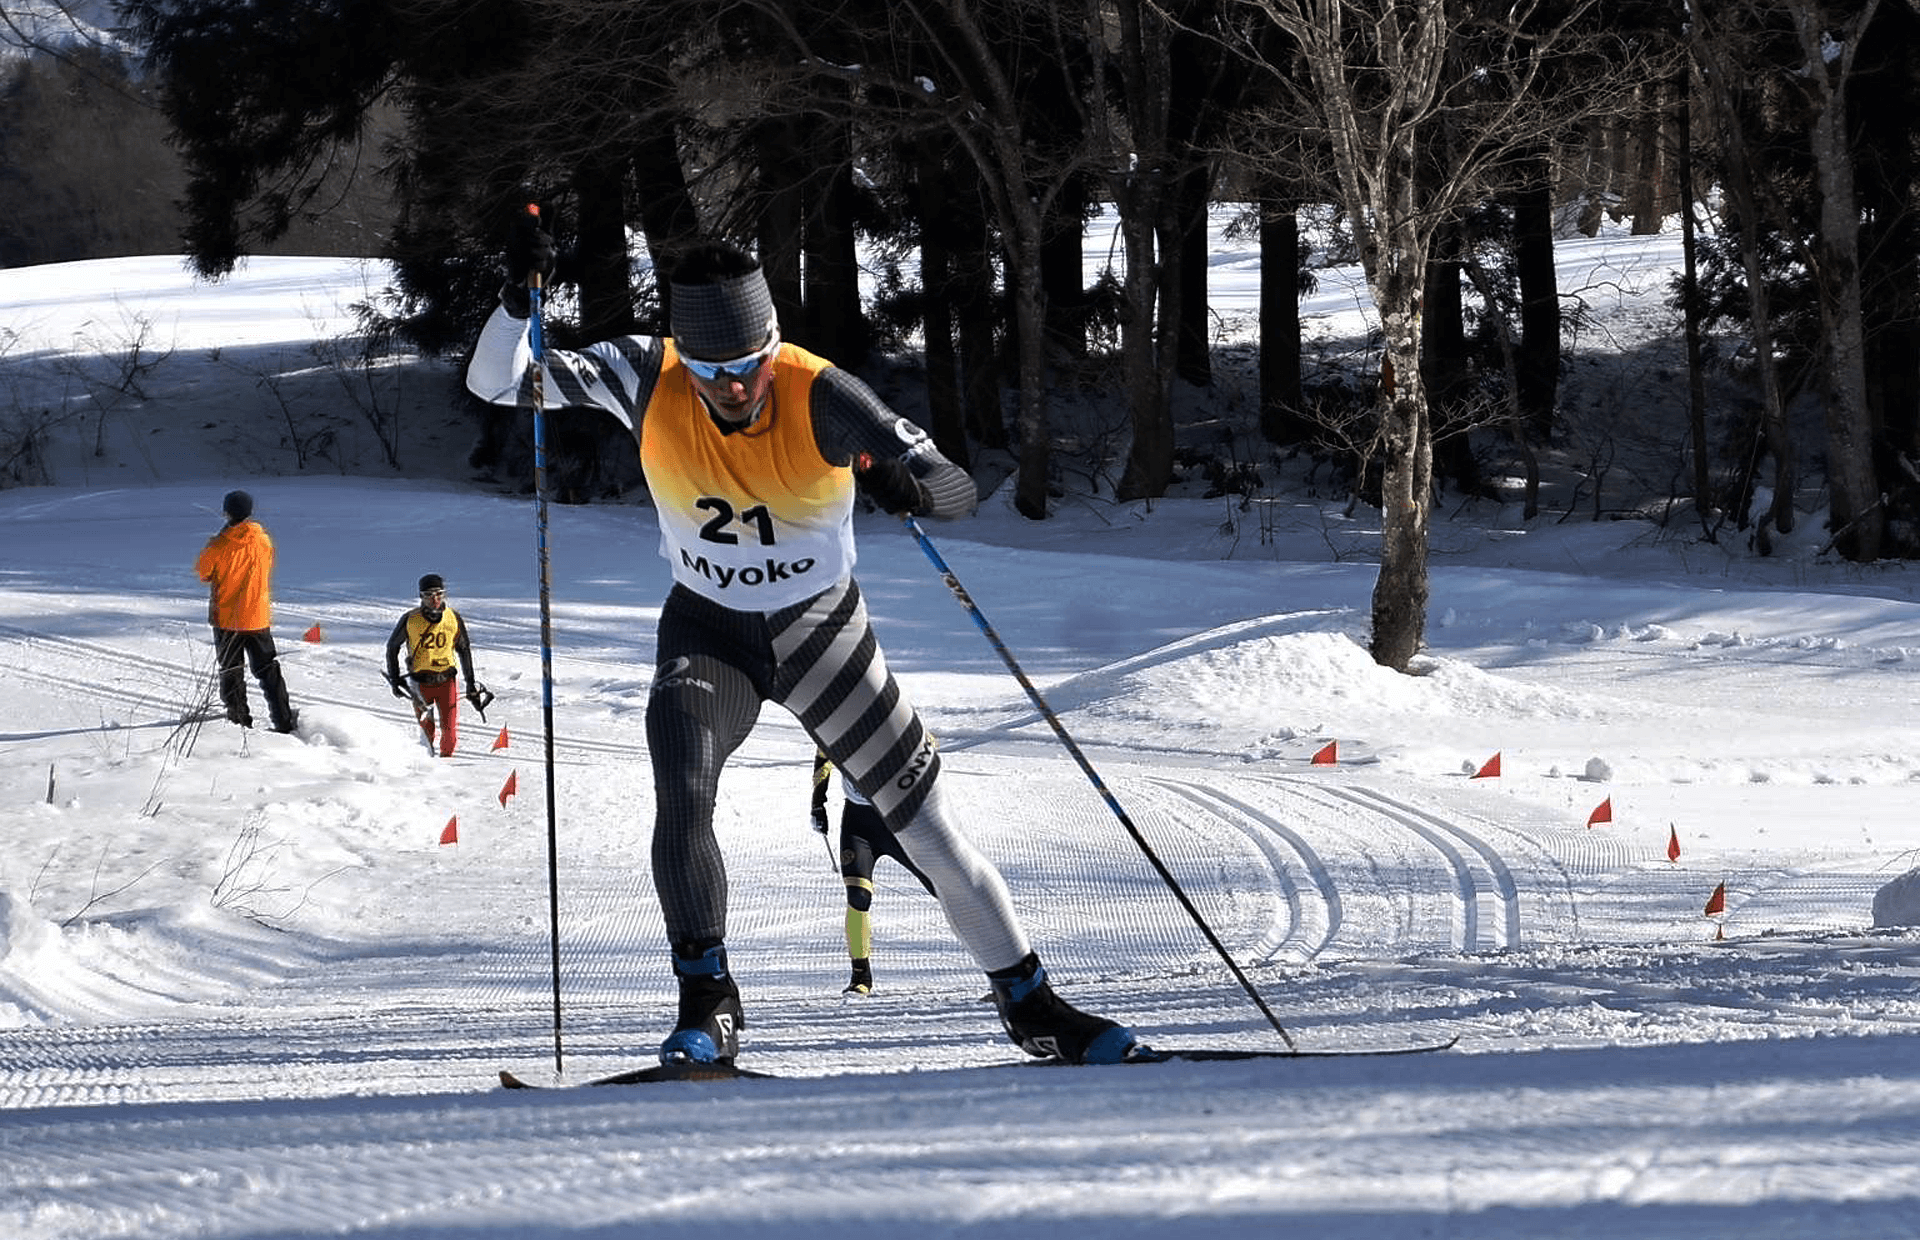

{"left": 420, "top": 587, "right": 445, "bottom": 615}
{"left": 684, "top": 333, "right": 779, "bottom": 425}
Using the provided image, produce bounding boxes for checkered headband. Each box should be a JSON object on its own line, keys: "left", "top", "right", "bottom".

{"left": 670, "top": 267, "right": 777, "bottom": 359}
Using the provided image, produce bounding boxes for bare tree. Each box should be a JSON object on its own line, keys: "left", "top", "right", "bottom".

{"left": 1226, "top": 0, "right": 1658, "bottom": 669}
{"left": 1782, "top": 0, "right": 1883, "bottom": 561}
{"left": 1686, "top": 4, "right": 1798, "bottom": 543}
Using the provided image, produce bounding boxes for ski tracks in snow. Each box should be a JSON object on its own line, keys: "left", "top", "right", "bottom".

{"left": 1123, "top": 767, "right": 1624, "bottom": 965}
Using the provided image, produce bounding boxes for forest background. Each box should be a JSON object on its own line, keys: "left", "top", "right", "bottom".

{"left": 5, "top": 0, "right": 1920, "bottom": 659}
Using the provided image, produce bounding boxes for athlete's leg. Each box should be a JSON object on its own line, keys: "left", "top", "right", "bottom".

{"left": 212, "top": 629, "right": 250, "bottom": 725}
{"left": 646, "top": 589, "right": 773, "bottom": 948}
{"left": 438, "top": 682, "right": 459, "bottom": 756}
{"left": 768, "top": 579, "right": 1030, "bottom": 973}
{"left": 242, "top": 630, "right": 295, "bottom": 732}
{"left": 419, "top": 679, "right": 458, "bottom": 756}
{"left": 840, "top": 824, "right": 879, "bottom": 963}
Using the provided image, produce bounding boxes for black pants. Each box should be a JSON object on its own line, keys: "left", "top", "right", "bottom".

{"left": 840, "top": 799, "right": 936, "bottom": 901}
{"left": 213, "top": 627, "right": 295, "bottom": 732}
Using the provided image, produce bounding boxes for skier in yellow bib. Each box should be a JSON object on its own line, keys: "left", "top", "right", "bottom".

{"left": 466, "top": 222, "right": 1138, "bottom": 1068}
{"left": 384, "top": 574, "right": 487, "bottom": 758}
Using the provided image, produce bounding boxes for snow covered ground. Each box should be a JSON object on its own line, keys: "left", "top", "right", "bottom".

{"left": 3, "top": 222, "right": 1919, "bottom": 1239}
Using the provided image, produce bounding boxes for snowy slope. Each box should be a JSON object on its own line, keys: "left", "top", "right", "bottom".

{"left": 3, "top": 227, "right": 1920, "bottom": 1239}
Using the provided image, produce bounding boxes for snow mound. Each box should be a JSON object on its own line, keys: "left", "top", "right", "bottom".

{"left": 1873, "top": 867, "right": 1920, "bottom": 928}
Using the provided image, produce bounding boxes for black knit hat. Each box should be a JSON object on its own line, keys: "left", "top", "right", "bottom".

{"left": 670, "top": 243, "right": 777, "bottom": 360}
{"left": 222, "top": 490, "right": 254, "bottom": 522}
{"left": 418, "top": 573, "right": 444, "bottom": 593}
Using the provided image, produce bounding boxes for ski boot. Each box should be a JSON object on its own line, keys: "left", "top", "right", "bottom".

{"left": 658, "top": 942, "right": 744, "bottom": 1065}
{"left": 988, "top": 952, "right": 1138, "bottom": 1064}
{"left": 844, "top": 958, "right": 874, "bottom": 995}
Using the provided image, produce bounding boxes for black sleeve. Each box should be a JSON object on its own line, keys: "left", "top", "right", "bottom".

{"left": 452, "top": 612, "right": 477, "bottom": 683}
{"left": 384, "top": 615, "right": 411, "bottom": 680}
{"left": 809, "top": 368, "right": 978, "bottom": 520}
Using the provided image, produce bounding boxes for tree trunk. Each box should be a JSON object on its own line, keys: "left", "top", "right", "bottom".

{"left": 1856, "top": 10, "right": 1920, "bottom": 492}
{"left": 802, "top": 112, "right": 866, "bottom": 365}
{"left": 1677, "top": 75, "right": 1713, "bottom": 536}
{"left": 1629, "top": 79, "right": 1663, "bottom": 235}
{"left": 1042, "top": 175, "right": 1088, "bottom": 357}
{"left": 1372, "top": 310, "right": 1432, "bottom": 671}
{"left": 1115, "top": 174, "right": 1176, "bottom": 501}
{"left": 1513, "top": 150, "right": 1560, "bottom": 442}
{"left": 1793, "top": 0, "right": 1881, "bottom": 560}
{"left": 1173, "top": 162, "right": 1214, "bottom": 386}
{"left": 1258, "top": 196, "right": 1307, "bottom": 445}
{"left": 914, "top": 138, "right": 967, "bottom": 468}
{"left": 950, "top": 180, "right": 1006, "bottom": 452}
{"left": 1692, "top": 17, "right": 1795, "bottom": 538}
{"left": 631, "top": 126, "right": 701, "bottom": 330}
{"left": 1421, "top": 231, "right": 1479, "bottom": 496}
{"left": 1010, "top": 267, "right": 1052, "bottom": 519}
{"left": 573, "top": 155, "right": 635, "bottom": 340}
{"left": 755, "top": 117, "right": 806, "bottom": 348}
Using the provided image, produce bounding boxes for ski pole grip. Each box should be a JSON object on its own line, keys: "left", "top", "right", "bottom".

{"left": 525, "top": 202, "right": 544, "bottom": 291}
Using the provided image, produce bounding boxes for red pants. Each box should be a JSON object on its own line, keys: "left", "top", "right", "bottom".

{"left": 417, "top": 678, "right": 459, "bottom": 757}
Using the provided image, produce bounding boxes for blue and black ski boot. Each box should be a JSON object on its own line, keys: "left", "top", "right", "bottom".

{"left": 988, "top": 952, "right": 1138, "bottom": 1064}
{"left": 659, "top": 942, "right": 743, "bottom": 1065}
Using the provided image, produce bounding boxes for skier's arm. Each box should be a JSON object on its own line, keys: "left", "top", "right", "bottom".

{"left": 383, "top": 616, "right": 410, "bottom": 683}
{"left": 452, "top": 613, "right": 478, "bottom": 686}
{"left": 465, "top": 305, "right": 667, "bottom": 432}
{"left": 810, "top": 369, "right": 977, "bottom": 520}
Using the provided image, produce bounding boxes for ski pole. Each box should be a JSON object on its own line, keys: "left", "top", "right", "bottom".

{"left": 901, "top": 515, "right": 1297, "bottom": 1051}
{"left": 524, "top": 203, "right": 566, "bottom": 1075}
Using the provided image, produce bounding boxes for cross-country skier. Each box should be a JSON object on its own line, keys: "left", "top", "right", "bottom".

{"left": 811, "top": 749, "right": 937, "bottom": 995}
{"left": 384, "top": 573, "right": 487, "bottom": 758}
{"left": 195, "top": 489, "right": 298, "bottom": 733}
{"left": 465, "top": 219, "right": 1139, "bottom": 1066}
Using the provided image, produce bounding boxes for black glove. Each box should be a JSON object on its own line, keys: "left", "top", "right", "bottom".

{"left": 499, "top": 209, "right": 557, "bottom": 318}
{"left": 507, "top": 210, "right": 556, "bottom": 286}
{"left": 466, "top": 682, "right": 490, "bottom": 709}
{"left": 386, "top": 673, "right": 408, "bottom": 699}
{"left": 854, "top": 453, "right": 928, "bottom": 516}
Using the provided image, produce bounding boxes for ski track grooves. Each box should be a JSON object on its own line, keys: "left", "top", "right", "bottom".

{"left": 1146, "top": 777, "right": 1340, "bottom": 963}
{"left": 1293, "top": 779, "right": 1523, "bottom": 952}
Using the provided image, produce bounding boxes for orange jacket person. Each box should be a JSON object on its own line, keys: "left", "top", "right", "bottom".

{"left": 194, "top": 490, "right": 297, "bottom": 733}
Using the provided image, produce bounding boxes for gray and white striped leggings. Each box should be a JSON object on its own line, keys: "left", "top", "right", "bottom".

{"left": 646, "top": 578, "right": 1030, "bottom": 972}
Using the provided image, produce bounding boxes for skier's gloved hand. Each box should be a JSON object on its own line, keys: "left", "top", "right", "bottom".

{"left": 499, "top": 210, "right": 556, "bottom": 318}
{"left": 387, "top": 674, "right": 408, "bottom": 699}
{"left": 466, "top": 683, "right": 490, "bottom": 709}
{"left": 854, "top": 453, "right": 928, "bottom": 516}
{"left": 508, "top": 212, "right": 556, "bottom": 286}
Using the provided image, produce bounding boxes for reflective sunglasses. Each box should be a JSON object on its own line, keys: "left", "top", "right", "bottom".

{"left": 682, "top": 331, "right": 780, "bottom": 384}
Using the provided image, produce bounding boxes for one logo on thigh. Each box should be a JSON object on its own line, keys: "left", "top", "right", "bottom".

{"left": 651, "top": 656, "right": 715, "bottom": 695}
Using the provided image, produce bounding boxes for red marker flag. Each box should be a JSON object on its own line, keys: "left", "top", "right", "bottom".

{"left": 302, "top": 624, "right": 324, "bottom": 643}
{"left": 1703, "top": 881, "right": 1726, "bottom": 917}
{"left": 491, "top": 726, "right": 510, "bottom": 752}
{"left": 1586, "top": 797, "right": 1612, "bottom": 828}
{"left": 1473, "top": 752, "right": 1501, "bottom": 779}
{"left": 498, "top": 769, "right": 518, "bottom": 808}
{"left": 439, "top": 816, "right": 459, "bottom": 846}
{"left": 1666, "top": 825, "right": 1681, "bottom": 863}
{"left": 1311, "top": 741, "right": 1338, "bottom": 766}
